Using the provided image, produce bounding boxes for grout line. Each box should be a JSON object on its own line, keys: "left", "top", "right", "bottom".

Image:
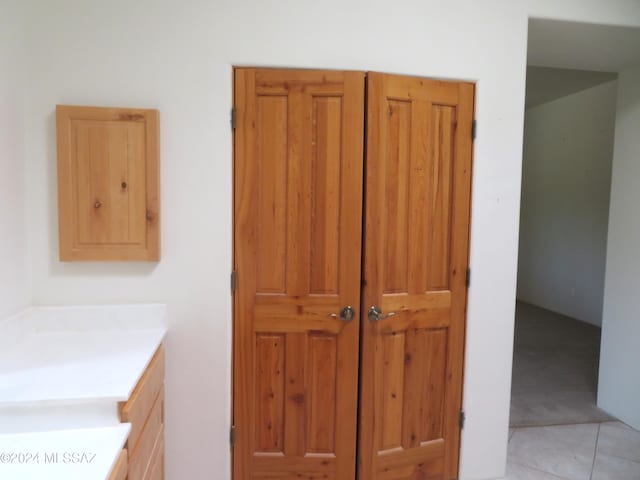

{"left": 593, "top": 417, "right": 640, "bottom": 465}
{"left": 510, "top": 420, "right": 607, "bottom": 430}
{"left": 589, "top": 423, "right": 601, "bottom": 480}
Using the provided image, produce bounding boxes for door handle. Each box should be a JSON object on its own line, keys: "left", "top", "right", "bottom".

{"left": 328, "top": 306, "right": 356, "bottom": 322}
{"left": 367, "top": 305, "right": 396, "bottom": 322}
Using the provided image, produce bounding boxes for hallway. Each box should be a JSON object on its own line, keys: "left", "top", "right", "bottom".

{"left": 507, "top": 303, "right": 640, "bottom": 479}
{"left": 511, "top": 302, "right": 612, "bottom": 427}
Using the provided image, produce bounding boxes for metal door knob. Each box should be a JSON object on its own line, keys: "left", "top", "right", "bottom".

{"left": 368, "top": 305, "right": 396, "bottom": 321}
{"left": 328, "top": 306, "right": 355, "bottom": 322}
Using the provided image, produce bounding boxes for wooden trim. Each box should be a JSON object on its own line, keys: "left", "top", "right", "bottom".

{"left": 108, "top": 449, "right": 128, "bottom": 480}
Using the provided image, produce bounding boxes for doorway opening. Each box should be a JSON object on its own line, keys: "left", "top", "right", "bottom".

{"left": 512, "top": 64, "right": 618, "bottom": 429}
{"left": 508, "top": 18, "right": 640, "bottom": 480}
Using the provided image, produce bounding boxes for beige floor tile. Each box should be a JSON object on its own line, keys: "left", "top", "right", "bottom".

{"left": 508, "top": 424, "right": 598, "bottom": 480}
{"left": 508, "top": 304, "right": 640, "bottom": 479}
{"left": 510, "top": 303, "right": 613, "bottom": 428}
{"left": 591, "top": 452, "right": 640, "bottom": 480}
{"left": 506, "top": 461, "right": 571, "bottom": 480}
{"left": 597, "top": 421, "right": 640, "bottom": 463}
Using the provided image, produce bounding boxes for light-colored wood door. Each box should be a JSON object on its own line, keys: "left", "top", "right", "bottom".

{"left": 359, "top": 73, "right": 474, "bottom": 480}
{"left": 233, "top": 68, "right": 365, "bottom": 480}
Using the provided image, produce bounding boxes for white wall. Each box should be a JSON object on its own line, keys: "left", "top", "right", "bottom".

{"left": 14, "top": 1, "right": 640, "bottom": 480}
{"left": 599, "top": 65, "right": 640, "bottom": 430}
{"left": 518, "top": 81, "right": 617, "bottom": 326}
{"left": 0, "top": 0, "right": 30, "bottom": 318}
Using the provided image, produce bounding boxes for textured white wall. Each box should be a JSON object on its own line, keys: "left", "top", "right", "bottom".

{"left": 0, "top": 0, "right": 30, "bottom": 318}
{"left": 599, "top": 65, "right": 640, "bottom": 430}
{"left": 518, "top": 81, "right": 618, "bottom": 326}
{"left": 11, "top": 1, "right": 640, "bottom": 479}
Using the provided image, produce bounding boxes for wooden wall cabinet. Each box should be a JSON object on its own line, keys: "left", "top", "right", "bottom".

{"left": 56, "top": 105, "right": 160, "bottom": 261}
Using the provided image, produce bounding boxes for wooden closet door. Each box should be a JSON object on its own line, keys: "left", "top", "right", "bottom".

{"left": 359, "top": 73, "right": 474, "bottom": 480}
{"left": 233, "top": 68, "right": 365, "bottom": 480}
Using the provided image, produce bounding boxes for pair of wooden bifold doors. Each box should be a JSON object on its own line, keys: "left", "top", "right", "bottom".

{"left": 233, "top": 68, "right": 474, "bottom": 480}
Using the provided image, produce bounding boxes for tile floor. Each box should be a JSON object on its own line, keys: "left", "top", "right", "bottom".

{"left": 510, "top": 302, "right": 613, "bottom": 427}
{"left": 507, "top": 303, "right": 640, "bottom": 479}
{"left": 507, "top": 422, "right": 640, "bottom": 480}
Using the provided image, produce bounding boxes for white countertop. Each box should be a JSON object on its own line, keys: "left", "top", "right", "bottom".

{"left": 0, "top": 304, "right": 166, "bottom": 407}
{"left": 0, "top": 328, "right": 165, "bottom": 406}
{"left": 0, "top": 304, "right": 167, "bottom": 479}
{"left": 0, "top": 424, "right": 130, "bottom": 480}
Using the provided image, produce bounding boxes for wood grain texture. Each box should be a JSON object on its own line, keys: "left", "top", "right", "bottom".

{"left": 108, "top": 449, "right": 128, "bottom": 480}
{"left": 118, "top": 344, "right": 165, "bottom": 480}
{"left": 427, "top": 106, "right": 455, "bottom": 290}
{"left": 56, "top": 105, "right": 160, "bottom": 261}
{"left": 256, "top": 96, "right": 288, "bottom": 293}
{"left": 310, "top": 96, "right": 342, "bottom": 295}
{"left": 421, "top": 330, "right": 447, "bottom": 442}
{"left": 127, "top": 388, "right": 164, "bottom": 480}
{"left": 380, "top": 333, "right": 405, "bottom": 450}
{"left": 119, "top": 345, "right": 165, "bottom": 451}
{"left": 233, "top": 68, "right": 365, "bottom": 480}
{"left": 360, "top": 72, "right": 474, "bottom": 480}
{"left": 255, "top": 335, "right": 285, "bottom": 452}
{"left": 283, "top": 332, "right": 306, "bottom": 457}
{"left": 443, "top": 81, "right": 475, "bottom": 477}
{"left": 384, "top": 100, "right": 411, "bottom": 293}
{"left": 118, "top": 345, "right": 165, "bottom": 451}
{"left": 144, "top": 425, "right": 165, "bottom": 480}
{"left": 307, "top": 334, "right": 338, "bottom": 453}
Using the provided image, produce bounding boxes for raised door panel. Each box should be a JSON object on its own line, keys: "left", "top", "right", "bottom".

{"left": 360, "top": 72, "right": 474, "bottom": 480}
{"left": 234, "top": 68, "right": 365, "bottom": 480}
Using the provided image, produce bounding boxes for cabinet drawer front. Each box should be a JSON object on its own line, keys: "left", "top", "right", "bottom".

{"left": 128, "top": 388, "right": 164, "bottom": 480}
{"left": 145, "top": 426, "right": 165, "bottom": 480}
{"left": 109, "top": 449, "right": 128, "bottom": 480}
{"left": 120, "top": 344, "right": 165, "bottom": 450}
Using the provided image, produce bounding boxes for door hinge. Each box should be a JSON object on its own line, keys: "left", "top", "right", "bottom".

{"left": 471, "top": 119, "right": 477, "bottom": 140}
{"left": 460, "top": 410, "right": 466, "bottom": 429}
{"left": 231, "top": 107, "right": 237, "bottom": 129}
{"left": 231, "top": 270, "right": 237, "bottom": 293}
{"left": 465, "top": 268, "right": 471, "bottom": 288}
{"left": 230, "top": 425, "right": 236, "bottom": 446}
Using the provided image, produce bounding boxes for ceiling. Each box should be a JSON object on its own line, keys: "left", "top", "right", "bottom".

{"left": 525, "top": 66, "right": 617, "bottom": 109}
{"left": 528, "top": 18, "right": 640, "bottom": 72}
{"left": 525, "top": 18, "right": 640, "bottom": 109}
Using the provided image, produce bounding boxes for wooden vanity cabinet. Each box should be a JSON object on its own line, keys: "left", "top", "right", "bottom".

{"left": 118, "top": 344, "right": 165, "bottom": 480}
